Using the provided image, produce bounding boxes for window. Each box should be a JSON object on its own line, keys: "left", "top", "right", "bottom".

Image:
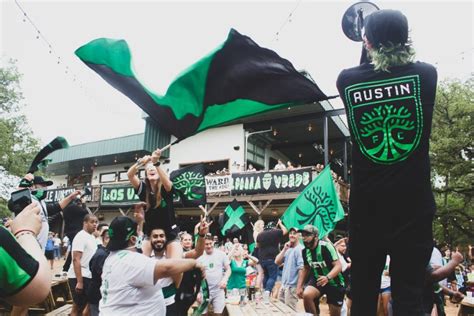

{"left": 118, "top": 171, "right": 128, "bottom": 182}
{"left": 100, "top": 172, "right": 116, "bottom": 183}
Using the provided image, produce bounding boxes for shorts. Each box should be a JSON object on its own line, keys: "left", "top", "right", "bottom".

{"left": 68, "top": 277, "right": 91, "bottom": 309}
{"left": 279, "top": 286, "right": 298, "bottom": 310}
{"left": 380, "top": 286, "right": 391, "bottom": 294}
{"left": 203, "top": 288, "right": 225, "bottom": 314}
{"left": 45, "top": 250, "right": 54, "bottom": 260}
{"left": 307, "top": 274, "right": 345, "bottom": 307}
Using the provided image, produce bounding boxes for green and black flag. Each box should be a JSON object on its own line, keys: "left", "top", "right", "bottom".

{"left": 219, "top": 199, "right": 249, "bottom": 236}
{"left": 170, "top": 164, "right": 206, "bottom": 207}
{"left": 281, "top": 165, "right": 344, "bottom": 239}
{"left": 75, "top": 29, "right": 330, "bottom": 141}
{"left": 28, "top": 136, "right": 69, "bottom": 173}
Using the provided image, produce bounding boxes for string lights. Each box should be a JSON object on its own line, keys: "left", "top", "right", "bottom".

{"left": 273, "top": 0, "right": 303, "bottom": 42}
{"left": 13, "top": 0, "right": 97, "bottom": 104}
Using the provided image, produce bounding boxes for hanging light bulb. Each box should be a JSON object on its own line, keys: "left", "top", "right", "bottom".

{"left": 81, "top": 166, "right": 85, "bottom": 173}
{"left": 307, "top": 123, "right": 313, "bottom": 132}
{"left": 298, "top": 153, "right": 303, "bottom": 158}
{"left": 273, "top": 129, "right": 278, "bottom": 136}
{"left": 114, "top": 156, "right": 117, "bottom": 163}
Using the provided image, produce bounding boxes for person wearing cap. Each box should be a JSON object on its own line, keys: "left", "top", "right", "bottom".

{"left": 8, "top": 173, "right": 81, "bottom": 250}
{"left": 274, "top": 227, "right": 304, "bottom": 310}
{"left": 68, "top": 214, "right": 98, "bottom": 316}
{"left": 100, "top": 216, "right": 204, "bottom": 316}
{"left": 296, "top": 225, "right": 345, "bottom": 316}
{"left": 336, "top": 8, "right": 438, "bottom": 316}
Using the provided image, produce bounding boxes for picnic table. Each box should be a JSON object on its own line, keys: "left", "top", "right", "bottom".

{"left": 225, "top": 298, "right": 299, "bottom": 316}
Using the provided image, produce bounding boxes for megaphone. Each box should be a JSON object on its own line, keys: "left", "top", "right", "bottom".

{"left": 341, "top": 2, "right": 380, "bottom": 63}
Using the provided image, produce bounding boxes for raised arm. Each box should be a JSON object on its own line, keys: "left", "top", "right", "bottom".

{"left": 151, "top": 149, "right": 172, "bottom": 192}
{"left": 185, "top": 216, "right": 211, "bottom": 259}
{"left": 128, "top": 155, "right": 151, "bottom": 190}
{"left": 275, "top": 242, "right": 290, "bottom": 266}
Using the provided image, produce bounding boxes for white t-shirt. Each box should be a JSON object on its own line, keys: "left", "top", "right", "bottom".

{"left": 67, "top": 230, "right": 97, "bottom": 279}
{"left": 430, "top": 247, "right": 447, "bottom": 287}
{"left": 100, "top": 250, "right": 165, "bottom": 316}
{"left": 197, "top": 249, "right": 229, "bottom": 290}
{"left": 380, "top": 255, "right": 391, "bottom": 289}
{"left": 62, "top": 236, "right": 70, "bottom": 247}
{"left": 153, "top": 251, "right": 175, "bottom": 306}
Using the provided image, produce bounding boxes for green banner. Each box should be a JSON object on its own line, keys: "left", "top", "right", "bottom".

{"left": 100, "top": 185, "right": 140, "bottom": 206}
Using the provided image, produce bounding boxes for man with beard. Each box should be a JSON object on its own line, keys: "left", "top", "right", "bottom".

{"left": 150, "top": 216, "right": 210, "bottom": 315}
{"left": 296, "top": 225, "right": 345, "bottom": 316}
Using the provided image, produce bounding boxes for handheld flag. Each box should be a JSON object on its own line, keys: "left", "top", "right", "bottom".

{"left": 281, "top": 166, "right": 344, "bottom": 238}
{"left": 220, "top": 199, "right": 249, "bottom": 236}
{"left": 28, "top": 137, "right": 69, "bottom": 173}
{"left": 75, "top": 29, "right": 330, "bottom": 141}
{"left": 170, "top": 164, "right": 206, "bottom": 207}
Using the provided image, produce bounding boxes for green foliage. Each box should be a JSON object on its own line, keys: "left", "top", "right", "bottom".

{"left": 0, "top": 199, "right": 12, "bottom": 219}
{"left": 0, "top": 59, "right": 40, "bottom": 176}
{"left": 430, "top": 75, "right": 474, "bottom": 248}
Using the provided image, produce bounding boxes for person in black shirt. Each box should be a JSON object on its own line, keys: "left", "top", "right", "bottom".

{"left": 336, "top": 9, "right": 438, "bottom": 316}
{"left": 256, "top": 220, "right": 287, "bottom": 295}
{"left": 87, "top": 228, "right": 110, "bottom": 316}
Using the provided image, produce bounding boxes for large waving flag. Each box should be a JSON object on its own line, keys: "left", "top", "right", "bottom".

{"left": 75, "top": 29, "right": 330, "bottom": 141}
{"left": 281, "top": 166, "right": 344, "bottom": 238}
{"left": 219, "top": 199, "right": 249, "bottom": 236}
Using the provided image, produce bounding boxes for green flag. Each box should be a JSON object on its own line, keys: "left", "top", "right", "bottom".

{"left": 75, "top": 29, "right": 330, "bottom": 141}
{"left": 281, "top": 166, "right": 344, "bottom": 238}
{"left": 220, "top": 199, "right": 248, "bottom": 236}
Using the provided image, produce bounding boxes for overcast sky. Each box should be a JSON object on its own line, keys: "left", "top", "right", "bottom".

{"left": 1, "top": 0, "right": 472, "bottom": 146}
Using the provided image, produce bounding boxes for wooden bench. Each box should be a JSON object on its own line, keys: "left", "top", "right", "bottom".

{"left": 225, "top": 298, "right": 299, "bottom": 316}
{"left": 46, "top": 304, "right": 72, "bottom": 316}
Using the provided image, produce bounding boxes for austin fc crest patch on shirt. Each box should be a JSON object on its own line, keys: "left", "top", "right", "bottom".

{"left": 344, "top": 75, "right": 423, "bottom": 164}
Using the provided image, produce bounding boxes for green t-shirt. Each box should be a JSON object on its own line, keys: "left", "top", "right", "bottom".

{"left": 0, "top": 227, "right": 39, "bottom": 297}
{"left": 227, "top": 259, "right": 248, "bottom": 290}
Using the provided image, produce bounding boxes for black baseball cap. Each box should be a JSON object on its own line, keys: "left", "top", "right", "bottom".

{"left": 107, "top": 216, "right": 138, "bottom": 251}
{"left": 19, "top": 175, "right": 53, "bottom": 188}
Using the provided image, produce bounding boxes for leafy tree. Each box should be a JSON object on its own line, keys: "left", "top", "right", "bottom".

{"left": 0, "top": 59, "right": 40, "bottom": 217}
{"left": 0, "top": 60, "right": 40, "bottom": 176}
{"left": 430, "top": 75, "right": 473, "bottom": 248}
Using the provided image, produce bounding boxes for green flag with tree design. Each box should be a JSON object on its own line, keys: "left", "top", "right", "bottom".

{"left": 281, "top": 165, "right": 344, "bottom": 238}
{"left": 170, "top": 164, "right": 206, "bottom": 207}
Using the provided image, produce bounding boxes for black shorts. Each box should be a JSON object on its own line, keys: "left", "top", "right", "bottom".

{"left": 68, "top": 278, "right": 91, "bottom": 309}
{"left": 308, "top": 274, "right": 345, "bottom": 307}
{"left": 45, "top": 250, "right": 54, "bottom": 260}
{"left": 165, "top": 226, "right": 180, "bottom": 244}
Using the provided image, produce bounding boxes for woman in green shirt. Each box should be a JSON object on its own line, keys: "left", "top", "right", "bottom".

{"left": 227, "top": 244, "right": 258, "bottom": 290}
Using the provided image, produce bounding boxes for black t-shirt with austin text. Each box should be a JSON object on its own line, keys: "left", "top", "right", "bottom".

{"left": 337, "top": 62, "right": 437, "bottom": 215}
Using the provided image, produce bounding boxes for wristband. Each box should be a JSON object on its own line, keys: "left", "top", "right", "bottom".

{"left": 14, "top": 229, "right": 36, "bottom": 238}
{"left": 326, "top": 275, "right": 332, "bottom": 281}
{"left": 198, "top": 233, "right": 206, "bottom": 237}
